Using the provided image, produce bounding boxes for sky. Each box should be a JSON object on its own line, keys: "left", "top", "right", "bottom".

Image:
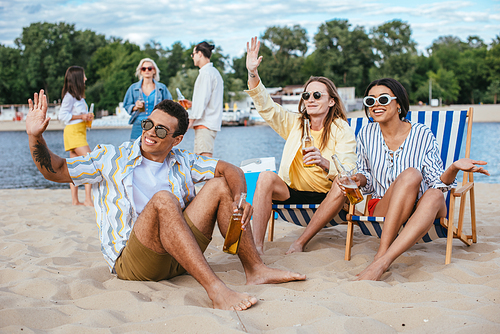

{"left": 1, "top": 0, "right": 499, "bottom": 62}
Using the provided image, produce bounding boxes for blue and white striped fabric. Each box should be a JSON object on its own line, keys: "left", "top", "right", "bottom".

{"left": 272, "top": 110, "right": 468, "bottom": 242}
{"left": 347, "top": 110, "right": 468, "bottom": 242}
{"left": 67, "top": 138, "right": 218, "bottom": 270}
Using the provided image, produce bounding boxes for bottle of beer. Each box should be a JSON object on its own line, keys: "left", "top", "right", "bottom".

{"left": 302, "top": 118, "right": 315, "bottom": 167}
{"left": 176, "top": 88, "right": 192, "bottom": 110}
{"left": 332, "top": 154, "right": 363, "bottom": 205}
{"left": 223, "top": 193, "right": 247, "bottom": 254}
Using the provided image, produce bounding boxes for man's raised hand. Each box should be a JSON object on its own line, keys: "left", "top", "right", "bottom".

{"left": 26, "top": 89, "right": 50, "bottom": 137}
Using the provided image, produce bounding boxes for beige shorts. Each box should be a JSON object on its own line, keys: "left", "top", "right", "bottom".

{"left": 194, "top": 128, "right": 217, "bottom": 155}
{"left": 114, "top": 211, "right": 211, "bottom": 281}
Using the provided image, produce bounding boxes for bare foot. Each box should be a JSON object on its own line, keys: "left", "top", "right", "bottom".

{"left": 285, "top": 241, "right": 304, "bottom": 255}
{"left": 210, "top": 285, "right": 258, "bottom": 311}
{"left": 355, "top": 258, "right": 390, "bottom": 281}
{"left": 83, "top": 200, "right": 94, "bottom": 207}
{"left": 245, "top": 264, "right": 306, "bottom": 285}
{"left": 73, "top": 201, "right": 84, "bottom": 206}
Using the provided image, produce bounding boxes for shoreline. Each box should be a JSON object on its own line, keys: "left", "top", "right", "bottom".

{"left": 1, "top": 104, "right": 499, "bottom": 132}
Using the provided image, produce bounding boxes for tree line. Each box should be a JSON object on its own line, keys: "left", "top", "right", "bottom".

{"left": 0, "top": 20, "right": 499, "bottom": 113}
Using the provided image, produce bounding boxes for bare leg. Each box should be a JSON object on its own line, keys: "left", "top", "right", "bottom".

{"left": 250, "top": 172, "right": 290, "bottom": 255}
{"left": 133, "top": 189, "right": 257, "bottom": 311}
{"left": 200, "top": 152, "right": 213, "bottom": 157}
{"left": 286, "top": 181, "right": 346, "bottom": 254}
{"left": 357, "top": 170, "right": 447, "bottom": 281}
{"left": 187, "top": 178, "right": 306, "bottom": 285}
{"left": 72, "top": 146, "right": 94, "bottom": 206}
{"left": 370, "top": 168, "right": 422, "bottom": 260}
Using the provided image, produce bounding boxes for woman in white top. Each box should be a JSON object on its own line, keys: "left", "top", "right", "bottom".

{"left": 352, "top": 78, "right": 489, "bottom": 280}
{"left": 58, "top": 66, "right": 94, "bottom": 206}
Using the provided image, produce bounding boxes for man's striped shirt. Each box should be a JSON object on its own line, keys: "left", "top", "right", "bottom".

{"left": 67, "top": 138, "right": 218, "bottom": 270}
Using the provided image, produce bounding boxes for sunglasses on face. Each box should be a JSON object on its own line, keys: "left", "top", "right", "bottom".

{"left": 141, "top": 119, "right": 170, "bottom": 139}
{"left": 363, "top": 94, "right": 397, "bottom": 107}
{"left": 301, "top": 91, "right": 324, "bottom": 100}
{"left": 190, "top": 51, "right": 198, "bottom": 58}
{"left": 141, "top": 66, "right": 154, "bottom": 72}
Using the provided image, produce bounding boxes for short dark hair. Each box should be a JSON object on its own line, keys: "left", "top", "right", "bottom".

{"left": 153, "top": 100, "right": 189, "bottom": 137}
{"left": 363, "top": 78, "right": 410, "bottom": 121}
{"left": 195, "top": 41, "right": 215, "bottom": 59}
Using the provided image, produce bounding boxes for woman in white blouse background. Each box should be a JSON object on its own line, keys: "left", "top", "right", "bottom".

{"left": 58, "top": 66, "right": 94, "bottom": 206}
{"left": 352, "top": 78, "right": 489, "bottom": 281}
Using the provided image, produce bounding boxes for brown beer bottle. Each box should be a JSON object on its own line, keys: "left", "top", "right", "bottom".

{"left": 223, "top": 193, "right": 247, "bottom": 254}
{"left": 302, "top": 118, "right": 315, "bottom": 167}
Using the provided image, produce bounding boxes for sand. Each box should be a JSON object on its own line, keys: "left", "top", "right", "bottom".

{"left": 1, "top": 184, "right": 499, "bottom": 333}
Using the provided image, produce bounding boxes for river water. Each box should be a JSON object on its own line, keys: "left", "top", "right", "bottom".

{"left": 0, "top": 123, "right": 498, "bottom": 189}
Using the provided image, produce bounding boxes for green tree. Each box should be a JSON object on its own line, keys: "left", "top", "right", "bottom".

{"left": 313, "top": 19, "right": 374, "bottom": 93}
{"left": 415, "top": 69, "right": 460, "bottom": 104}
{"left": 0, "top": 45, "right": 25, "bottom": 104}
{"left": 15, "top": 22, "right": 107, "bottom": 102}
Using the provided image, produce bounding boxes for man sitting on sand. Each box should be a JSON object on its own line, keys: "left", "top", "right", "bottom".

{"left": 26, "top": 90, "right": 305, "bottom": 311}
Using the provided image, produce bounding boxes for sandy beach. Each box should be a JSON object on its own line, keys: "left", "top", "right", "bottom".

{"left": 1, "top": 183, "right": 499, "bottom": 333}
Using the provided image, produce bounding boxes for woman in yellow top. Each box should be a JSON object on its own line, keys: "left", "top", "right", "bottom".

{"left": 58, "top": 66, "right": 94, "bottom": 206}
{"left": 245, "top": 37, "right": 356, "bottom": 255}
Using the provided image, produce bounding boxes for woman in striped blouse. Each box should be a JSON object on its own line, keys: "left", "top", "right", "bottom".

{"left": 351, "top": 78, "right": 489, "bottom": 281}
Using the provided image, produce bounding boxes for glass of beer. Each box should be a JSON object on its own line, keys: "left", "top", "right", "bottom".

{"left": 332, "top": 155, "right": 363, "bottom": 205}
{"left": 137, "top": 94, "right": 145, "bottom": 113}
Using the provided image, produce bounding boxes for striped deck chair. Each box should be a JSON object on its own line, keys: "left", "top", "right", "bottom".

{"left": 269, "top": 108, "right": 477, "bottom": 264}
{"left": 345, "top": 108, "right": 476, "bottom": 264}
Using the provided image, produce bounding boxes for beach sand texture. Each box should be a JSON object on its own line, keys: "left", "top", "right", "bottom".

{"left": 1, "top": 184, "right": 499, "bottom": 333}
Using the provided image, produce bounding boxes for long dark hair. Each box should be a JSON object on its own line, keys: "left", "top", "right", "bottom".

{"left": 298, "top": 76, "right": 347, "bottom": 150}
{"left": 363, "top": 78, "right": 409, "bottom": 121}
{"left": 62, "top": 66, "right": 85, "bottom": 100}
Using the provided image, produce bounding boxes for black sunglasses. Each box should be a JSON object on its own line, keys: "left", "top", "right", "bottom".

{"left": 141, "top": 66, "right": 154, "bottom": 72}
{"left": 141, "top": 119, "right": 169, "bottom": 139}
{"left": 363, "top": 94, "right": 397, "bottom": 107}
{"left": 301, "top": 91, "right": 324, "bottom": 100}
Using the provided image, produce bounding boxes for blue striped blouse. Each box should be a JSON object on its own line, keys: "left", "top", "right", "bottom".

{"left": 356, "top": 121, "right": 456, "bottom": 200}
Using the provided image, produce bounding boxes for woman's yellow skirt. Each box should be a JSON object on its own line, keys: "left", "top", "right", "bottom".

{"left": 63, "top": 122, "right": 89, "bottom": 151}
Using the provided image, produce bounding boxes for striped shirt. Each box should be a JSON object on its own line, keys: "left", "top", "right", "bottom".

{"left": 356, "top": 121, "right": 456, "bottom": 200}
{"left": 66, "top": 138, "right": 218, "bottom": 270}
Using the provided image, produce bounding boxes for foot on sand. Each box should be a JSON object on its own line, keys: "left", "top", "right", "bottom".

{"left": 211, "top": 285, "right": 258, "bottom": 311}
{"left": 356, "top": 258, "right": 390, "bottom": 281}
{"left": 245, "top": 265, "right": 306, "bottom": 285}
{"left": 285, "top": 241, "right": 304, "bottom": 255}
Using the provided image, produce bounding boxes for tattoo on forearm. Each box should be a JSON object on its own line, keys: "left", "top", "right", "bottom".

{"left": 248, "top": 72, "right": 256, "bottom": 78}
{"left": 33, "top": 140, "right": 56, "bottom": 173}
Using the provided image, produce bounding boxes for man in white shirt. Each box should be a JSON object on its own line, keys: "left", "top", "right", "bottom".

{"left": 189, "top": 41, "right": 224, "bottom": 157}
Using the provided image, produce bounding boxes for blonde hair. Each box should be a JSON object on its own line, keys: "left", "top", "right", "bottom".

{"left": 135, "top": 58, "right": 160, "bottom": 81}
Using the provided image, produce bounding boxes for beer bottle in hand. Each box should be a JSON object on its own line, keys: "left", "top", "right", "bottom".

{"left": 302, "top": 118, "right": 315, "bottom": 167}
{"left": 223, "top": 193, "right": 247, "bottom": 254}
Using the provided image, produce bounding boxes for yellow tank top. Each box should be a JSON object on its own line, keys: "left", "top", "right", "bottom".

{"left": 289, "top": 128, "right": 332, "bottom": 193}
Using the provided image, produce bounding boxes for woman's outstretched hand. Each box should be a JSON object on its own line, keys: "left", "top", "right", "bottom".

{"left": 246, "top": 36, "right": 263, "bottom": 74}
{"left": 454, "top": 159, "right": 490, "bottom": 176}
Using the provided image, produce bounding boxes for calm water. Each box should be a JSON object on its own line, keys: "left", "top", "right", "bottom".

{"left": 0, "top": 123, "right": 498, "bottom": 189}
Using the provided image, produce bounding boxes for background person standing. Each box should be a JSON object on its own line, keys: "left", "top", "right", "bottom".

{"left": 123, "top": 58, "right": 172, "bottom": 140}
{"left": 189, "top": 42, "right": 224, "bottom": 157}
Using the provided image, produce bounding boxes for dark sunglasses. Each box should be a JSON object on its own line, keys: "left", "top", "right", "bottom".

{"left": 141, "top": 66, "right": 154, "bottom": 72}
{"left": 141, "top": 119, "right": 169, "bottom": 139}
{"left": 190, "top": 51, "right": 198, "bottom": 58}
{"left": 363, "top": 94, "right": 397, "bottom": 107}
{"left": 301, "top": 91, "right": 324, "bottom": 100}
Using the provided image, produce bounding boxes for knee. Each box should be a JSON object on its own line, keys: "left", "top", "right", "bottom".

{"left": 256, "top": 171, "right": 278, "bottom": 191}
{"left": 422, "top": 188, "right": 445, "bottom": 203}
{"left": 203, "top": 177, "right": 231, "bottom": 197}
{"left": 398, "top": 168, "right": 422, "bottom": 187}
{"left": 150, "top": 190, "right": 180, "bottom": 211}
